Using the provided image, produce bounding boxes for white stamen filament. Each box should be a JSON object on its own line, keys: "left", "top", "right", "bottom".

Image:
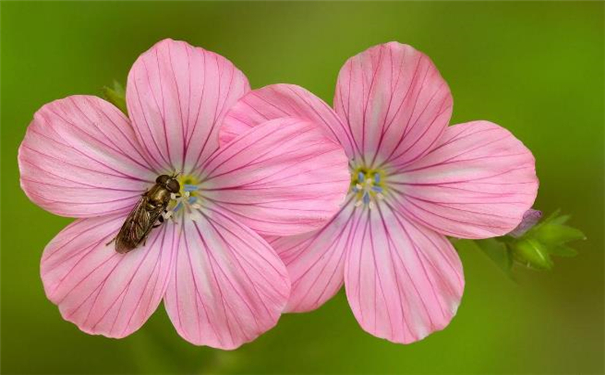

{"left": 168, "top": 178, "right": 203, "bottom": 221}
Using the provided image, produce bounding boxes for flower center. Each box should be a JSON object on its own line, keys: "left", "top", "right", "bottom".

{"left": 351, "top": 167, "right": 386, "bottom": 209}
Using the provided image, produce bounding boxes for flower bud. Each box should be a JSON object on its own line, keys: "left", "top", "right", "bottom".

{"left": 511, "top": 238, "right": 553, "bottom": 270}
{"left": 509, "top": 209, "right": 542, "bottom": 238}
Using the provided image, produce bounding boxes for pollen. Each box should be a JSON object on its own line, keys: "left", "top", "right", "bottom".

{"left": 351, "top": 167, "right": 386, "bottom": 209}
{"left": 179, "top": 175, "right": 201, "bottom": 198}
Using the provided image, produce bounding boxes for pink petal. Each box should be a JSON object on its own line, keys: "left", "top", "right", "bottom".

{"left": 126, "top": 39, "right": 250, "bottom": 173}
{"left": 18, "top": 96, "right": 157, "bottom": 217}
{"left": 201, "top": 117, "right": 350, "bottom": 237}
{"left": 41, "top": 214, "right": 177, "bottom": 338}
{"left": 163, "top": 207, "right": 290, "bottom": 349}
{"left": 334, "top": 42, "right": 453, "bottom": 168}
{"left": 344, "top": 204, "right": 464, "bottom": 344}
{"left": 220, "top": 84, "right": 357, "bottom": 156}
{"left": 388, "top": 121, "right": 539, "bottom": 239}
{"left": 273, "top": 199, "right": 359, "bottom": 313}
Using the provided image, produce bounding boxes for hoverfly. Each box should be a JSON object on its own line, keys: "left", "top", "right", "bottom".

{"left": 109, "top": 174, "right": 180, "bottom": 254}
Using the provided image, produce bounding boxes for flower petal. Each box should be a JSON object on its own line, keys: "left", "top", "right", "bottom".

{"left": 273, "top": 199, "right": 358, "bottom": 313}
{"left": 334, "top": 42, "right": 453, "bottom": 168}
{"left": 388, "top": 121, "right": 539, "bottom": 239}
{"left": 41, "top": 214, "right": 177, "bottom": 338}
{"left": 163, "top": 208, "right": 290, "bottom": 349}
{"left": 344, "top": 203, "right": 464, "bottom": 344}
{"left": 220, "top": 84, "right": 357, "bottom": 156}
{"left": 18, "top": 95, "right": 156, "bottom": 217}
{"left": 201, "top": 117, "right": 349, "bottom": 237}
{"left": 126, "top": 38, "right": 250, "bottom": 173}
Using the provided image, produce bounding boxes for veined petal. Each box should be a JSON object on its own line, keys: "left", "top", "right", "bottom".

{"left": 334, "top": 42, "right": 453, "bottom": 168}
{"left": 273, "top": 199, "right": 359, "bottom": 313}
{"left": 220, "top": 84, "right": 357, "bottom": 156}
{"left": 18, "top": 95, "right": 156, "bottom": 217}
{"left": 126, "top": 39, "right": 250, "bottom": 174}
{"left": 201, "top": 117, "right": 349, "bottom": 237}
{"left": 388, "top": 121, "right": 539, "bottom": 239}
{"left": 344, "top": 203, "right": 464, "bottom": 344}
{"left": 41, "top": 214, "right": 177, "bottom": 338}
{"left": 163, "top": 207, "right": 290, "bottom": 349}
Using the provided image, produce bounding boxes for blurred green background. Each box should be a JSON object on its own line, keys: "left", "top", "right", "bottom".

{"left": 1, "top": 1, "right": 603, "bottom": 374}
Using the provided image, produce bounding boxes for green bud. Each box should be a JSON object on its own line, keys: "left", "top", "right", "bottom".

{"left": 512, "top": 238, "right": 553, "bottom": 270}
{"left": 102, "top": 80, "right": 127, "bottom": 116}
{"left": 457, "top": 211, "right": 582, "bottom": 275}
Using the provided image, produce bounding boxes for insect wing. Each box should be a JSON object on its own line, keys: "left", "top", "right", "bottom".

{"left": 135, "top": 204, "right": 165, "bottom": 247}
{"left": 114, "top": 196, "right": 161, "bottom": 253}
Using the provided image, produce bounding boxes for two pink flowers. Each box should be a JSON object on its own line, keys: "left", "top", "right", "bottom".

{"left": 18, "top": 39, "right": 538, "bottom": 349}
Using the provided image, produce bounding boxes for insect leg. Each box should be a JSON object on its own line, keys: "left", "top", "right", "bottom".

{"left": 105, "top": 237, "right": 116, "bottom": 246}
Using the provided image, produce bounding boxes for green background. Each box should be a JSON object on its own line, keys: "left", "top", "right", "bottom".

{"left": 1, "top": 1, "right": 603, "bottom": 374}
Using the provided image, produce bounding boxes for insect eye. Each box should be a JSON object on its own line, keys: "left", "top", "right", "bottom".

{"left": 167, "top": 179, "right": 180, "bottom": 193}
{"left": 156, "top": 175, "right": 170, "bottom": 184}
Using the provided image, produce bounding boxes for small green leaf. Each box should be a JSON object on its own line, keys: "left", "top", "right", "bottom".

{"left": 102, "top": 80, "right": 128, "bottom": 116}
{"left": 474, "top": 238, "right": 513, "bottom": 277}
{"left": 512, "top": 238, "right": 553, "bottom": 270}
{"left": 549, "top": 214, "right": 570, "bottom": 225}
{"left": 549, "top": 244, "right": 579, "bottom": 257}
{"left": 541, "top": 209, "right": 562, "bottom": 225}
{"left": 535, "top": 223, "right": 586, "bottom": 245}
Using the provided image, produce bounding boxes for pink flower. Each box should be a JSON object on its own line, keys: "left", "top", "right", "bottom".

{"left": 220, "top": 42, "right": 539, "bottom": 343}
{"left": 18, "top": 39, "right": 349, "bottom": 349}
